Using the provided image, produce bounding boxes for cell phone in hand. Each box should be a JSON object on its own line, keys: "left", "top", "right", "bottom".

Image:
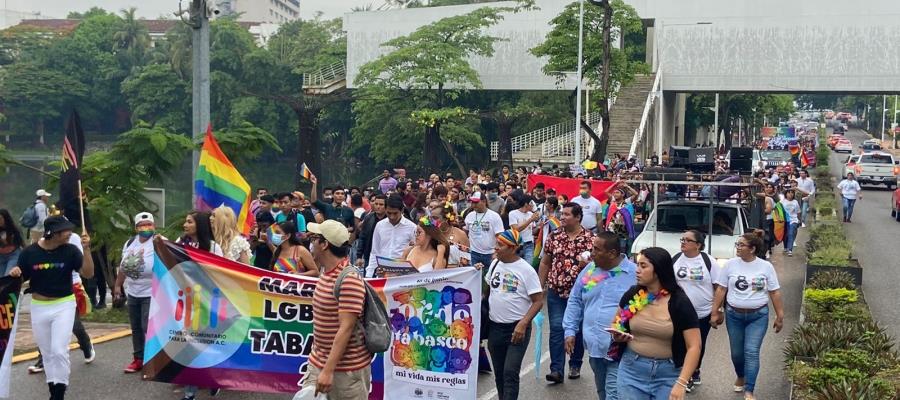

{"left": 604, "top": 327, "right": 634, "bottom": 341}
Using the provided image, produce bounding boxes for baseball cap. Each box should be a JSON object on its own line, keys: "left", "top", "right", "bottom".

{"left": 306, "top": 220, "right": 350, "bottom": 247}
{"left": 36, "top": 189, "right": 51, "bottom": 197}
{"left": 469, "top": 191, "right": 483, "bottom": 203}
{"left": 43, "top": 215, "right": 75, "bottom": 236}
{"left": 134, "top": 212, "right": 155, "bottom": 226}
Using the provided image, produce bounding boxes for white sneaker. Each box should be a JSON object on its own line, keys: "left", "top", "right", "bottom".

{"left": 801, "top": 223, "right": 806, "bottom": 228}
{"left": 84, "top": 347, "right": 96, "bottom": 364}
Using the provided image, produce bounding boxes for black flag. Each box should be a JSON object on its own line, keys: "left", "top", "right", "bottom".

{"left": 59, "top": 110, "right": 90, "bottom": 230}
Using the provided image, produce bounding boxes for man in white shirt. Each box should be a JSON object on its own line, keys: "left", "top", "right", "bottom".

{"left": 570, "top": 181, "right": 602, "bottom": 231}
{"left": 794, "top": 170, "right": 816, "bottom": 227}
{"left": 30, "top": 189, "right": 52, "bottom": 243}
{"left": 463, "top": 192, "right": 505, "bottom": 268}
{"left": 366, "top": 195, "right": 417, "bottom": 277}
{"left": 837, "top": 172, "right": 862, "bottom": 223}
{"left": 507, "top": 196, "right": 540, "bottom": 260}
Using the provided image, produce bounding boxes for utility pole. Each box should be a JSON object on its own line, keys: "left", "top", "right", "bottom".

{"left": 184, "top": 0, "right": 211, "bottom": 200}
{"left": 882, "top": 95, "right": 887, "bottom": 144}
{"left": 573, "top": 0, "right": 585, "bottom": 165}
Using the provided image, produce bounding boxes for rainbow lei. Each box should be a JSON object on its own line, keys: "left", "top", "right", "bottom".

{"left": 581, "top": 263, "right": 623, "bottom": 293}
{"left": 612, "top": 288, "right": 669, "bottom": 332}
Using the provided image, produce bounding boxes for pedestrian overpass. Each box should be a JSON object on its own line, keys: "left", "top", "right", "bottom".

{"left": 343, "top": 0, "right": 900, "bottom": 162}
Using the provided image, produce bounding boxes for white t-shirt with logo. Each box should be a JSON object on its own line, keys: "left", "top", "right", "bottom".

{"left": 120, "top": 236, "right": 156, "bottom": 298}
{"left": 507, "top": 209, "right": 535, "bottom": 243}
{"left": 715, "top": 257, "right": 780, "bottom": 309}
{"left": 673, "top": 253, "right": 716, "bottom": 318}
{"left": 780, "top": 199, "right": 800, "bottom": 224}
{"left": 464, "top": 209, "right": 504, "bottom": 254}
{"left": 485, "top": 258, "right": 543, "bottom": 324}
{"left": 572, "top": 195, "right": 602, "bottom": 230}
{"left": 837, "top": 179, "right": 861, "bottom": 200}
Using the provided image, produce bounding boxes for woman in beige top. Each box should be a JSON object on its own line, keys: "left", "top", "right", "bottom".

{"left": 610, "top": 247, "right": 701, "bottom": 400}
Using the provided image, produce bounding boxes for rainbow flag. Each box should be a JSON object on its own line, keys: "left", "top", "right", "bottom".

{"left": 532, "top": 216, "right": 561, "bottom": 267}
{"left": 194, "top": 125, "right": 254, "bottom": 234}
{"left": 298, "top": 163, "right": 313, "bottom": 180}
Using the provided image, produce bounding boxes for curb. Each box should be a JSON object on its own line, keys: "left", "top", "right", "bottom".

{"left": 12, "top": 329, "right": 132, "bottom": 364}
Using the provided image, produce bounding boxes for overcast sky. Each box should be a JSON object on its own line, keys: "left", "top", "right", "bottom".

{"left": 9, "top": 0, "right": 371, "bottom": 20}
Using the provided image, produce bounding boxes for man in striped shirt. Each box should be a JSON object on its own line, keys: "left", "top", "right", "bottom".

{"left": 304, "top": 220, "right": 371, "bottom": 399}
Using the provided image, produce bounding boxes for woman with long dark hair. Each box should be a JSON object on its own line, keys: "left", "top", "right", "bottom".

{"left": 400, "top": 217, "right": 448, "bottom": 272}
{"left": 269, "top": 220, "right": 318, "bottom": 277}
{"left": 0, "top": 209, "right": 25, "bottom": 276}
{"left": 711, "top": 232, "right": 784, "bottom": 400}
{"left": 176, "top": 211, "right": 222, "bottom": 255}
{"left": 611, "top": 247, "right": 701, "bottom": 400}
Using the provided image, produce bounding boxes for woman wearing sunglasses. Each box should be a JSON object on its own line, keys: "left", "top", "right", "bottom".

{"left": 710, "top": 231, "right": 785, "bottom": 400}
{"left": 671, "top": 230, "right": 716, "bottom": 392}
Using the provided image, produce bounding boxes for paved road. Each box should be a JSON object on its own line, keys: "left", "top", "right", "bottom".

{"left": 828, "top": 128, "right": 900, "bottom": 340}
{"left": 10, "top": 235, "right": 805, "bottom": 400}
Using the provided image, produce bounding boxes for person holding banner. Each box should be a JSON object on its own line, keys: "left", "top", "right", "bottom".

{"left": 114, "top": 212, "right": 160, "bottom": 374}
{"left": 9, "top": 215, "right": 94, "bottom": 400}
{"left": 212, "top": 206, "right": 251, "bottom": 264}
{"left": 400, "top": 217, "right": 448, "bottom": 272}
{"left": 269, "top": 221, "right": 318, "bottom": 276}
{"left": 485, "top": 229, "right": 544, "bottom": 400}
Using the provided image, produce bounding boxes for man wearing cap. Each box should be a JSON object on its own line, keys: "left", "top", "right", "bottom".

{"left": 30, "top": 189, "right": 52, "bottom": 244}
{"left": 366, "top": 195, "right": 416, "bottom": 277}
{"left": 464, "top": 191, "right": 505, "bottom": 269}
{"left": 304, "top": 220, "right": 371, "bottom": 400}
{"left": 10, "top": 215, "right": 94, "bottom": 399}
{"left": 114, "top": 212, "right": 160, "bottom": 374}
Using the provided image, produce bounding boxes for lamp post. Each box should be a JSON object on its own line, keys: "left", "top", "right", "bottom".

{"left": 574, "top": 0, "right": 585, "bottom": 165}
{"left": 882, "top": 95, "right": 887, "bottom": 144}
{"left": 178, "top": 0, "right": 211, "bottom": 201}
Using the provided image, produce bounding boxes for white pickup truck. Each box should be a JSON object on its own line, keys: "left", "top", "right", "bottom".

{"left": 631, "top": 200, "right": 751, "bottom": 266}
{"left": 854, "top": 152, "right": 899, "bottom": 189}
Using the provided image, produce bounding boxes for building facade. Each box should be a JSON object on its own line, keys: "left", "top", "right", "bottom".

{"left": 219, "top": 0, "right": 300, "bottom": 23}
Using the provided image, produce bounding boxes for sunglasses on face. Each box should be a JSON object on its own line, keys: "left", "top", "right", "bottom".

{"left": 680, "top": 238, "right": 698, "bottom": 244}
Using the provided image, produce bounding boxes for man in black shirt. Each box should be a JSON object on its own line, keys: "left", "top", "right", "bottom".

{"left": 356, "top": 195, "right": 387, "bottom": 268}
{"left": 251, "top": 212, "right": 276, "bottom": 270}
{"left": 309, "top": 180, "right": 355, "bottom": 230}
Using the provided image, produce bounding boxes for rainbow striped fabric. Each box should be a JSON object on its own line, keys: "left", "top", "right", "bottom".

{"left": 194, "top": 125, "right": 255, "bottom": 235}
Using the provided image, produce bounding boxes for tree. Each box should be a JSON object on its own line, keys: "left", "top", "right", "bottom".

{"left": 121, "top": 63, "right": 191, "bottom": 133}
{"left": 67, "top": 7, "right": 112, "bottom": 19}
{"left": 472, "top": 91, "right": 567, "bottom": 168}
{"left": 687, "top": 93, "right": 795, "bottom": 147}
{"left": 0, "top": 62, "right": 88, "bottom": 143}
{"left": 241, "top": 17, "right": 348, "bottom": 185}
{"left": 113, "top": 7, "right": 151, "bottom": 72}
{"left": 531, "top": 0, "right": 646, "bottom": 162}
{"left": 354, "top": 6, "right": 510, "bottom": 174}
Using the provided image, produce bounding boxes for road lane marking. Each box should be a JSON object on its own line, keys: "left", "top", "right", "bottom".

{"left": 478, "top": 351, "right": 550, "bottom": 400}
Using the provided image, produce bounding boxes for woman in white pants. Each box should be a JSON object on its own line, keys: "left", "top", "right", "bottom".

{"left": 9, "top": 216, "right": 94, "bottom": 400}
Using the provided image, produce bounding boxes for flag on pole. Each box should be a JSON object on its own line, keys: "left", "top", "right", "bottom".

{"left": 194, "top": 125, "right": 255, "bottom": 235}
{"left": 59, "top": 110, "right": 90, "bottom": 230}
{"left": 298, "top": 162, "right": 313, "bottom": 180}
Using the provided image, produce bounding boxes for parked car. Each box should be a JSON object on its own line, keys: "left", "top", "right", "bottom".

{"left": 860, "top": 142, "right": 883, "bottom": 151}
{"left": 854, "top": 152, "right": 899, "bottom": 189}
{"left": 842, "top": 155, "right": 860, "bottom": 178}
{"left": 892, "top": 187, "right": 900, "bottom": 221}
{"left": 632, "top": 200, "right": 751, "bottom": 263}
{"left": 828, "top": 134, "right": 842, "bottom": 148}
{"left": 835, "top": 139, "right": 853, "bottom": 153}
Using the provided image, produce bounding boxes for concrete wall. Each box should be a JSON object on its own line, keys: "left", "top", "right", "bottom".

{"left": 345, "top": 0, "right": 900, "bottom": 92}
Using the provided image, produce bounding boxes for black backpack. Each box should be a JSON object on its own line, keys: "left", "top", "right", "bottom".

{"left": 672, "top": 252, "right": 713, "bottom": 272}
{"left": 334, "top": 265, "right": 391, "bottom": 354}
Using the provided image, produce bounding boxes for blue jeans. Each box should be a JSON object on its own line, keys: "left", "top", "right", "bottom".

{"left": 547, "top": 289, "right": 584, "bottom": 375}
{"left": 471, "top": 251, "right": 494, "bottom": 270}
{"left": 589, "top": 357, "right": 619, "bottom": 400}
{"left": 517, "top": 242, "right": 535, "bottom": 263}
{"left": 0, "top": 249, "right": 20, "bottom": 276}
{"left": 616, "top": 348, "right": 680, "bottom": 400}
{"left": 725, "top": 305, "right": 769, "bottom": 394}
{"left": 842, "top": 197, "right": 857, "bottom": 221}
{"left": 799, "top": 198, "right": 810, "bottom": 225}
{"left": 785, "top": 222, "right": 799, "bottom": 252}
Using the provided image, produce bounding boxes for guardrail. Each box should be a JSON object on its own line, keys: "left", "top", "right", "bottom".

{"left": 302, "top": 61, "right": 346, "bottom": 88}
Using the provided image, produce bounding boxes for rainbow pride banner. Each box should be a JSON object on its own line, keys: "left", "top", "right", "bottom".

{"left": 0, "top": 277, "right": 21, "bottom": 399}
{"left": 144, "top": 239, "right": 482, "bottom": 399}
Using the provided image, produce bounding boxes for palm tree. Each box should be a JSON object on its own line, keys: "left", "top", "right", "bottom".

{"left": 113, "top": 7, "right": 151, "bottom": 72}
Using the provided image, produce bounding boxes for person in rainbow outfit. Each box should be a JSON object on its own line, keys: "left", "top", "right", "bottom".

{"left": 562, "top": 231, "right": 636, "bottom": 400}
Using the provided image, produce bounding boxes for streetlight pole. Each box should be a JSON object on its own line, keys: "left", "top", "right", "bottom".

{"left": 882, "top": 95, "right": 887, "bottom": 144}
{"left": 574, "top": 0, "right": 585, "bottom": 165}
{"left": 714, "top": 93, "right": 719, "bottom": 148}
{"left": 186, "top": 0, "right": 211, "bottom": 201}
